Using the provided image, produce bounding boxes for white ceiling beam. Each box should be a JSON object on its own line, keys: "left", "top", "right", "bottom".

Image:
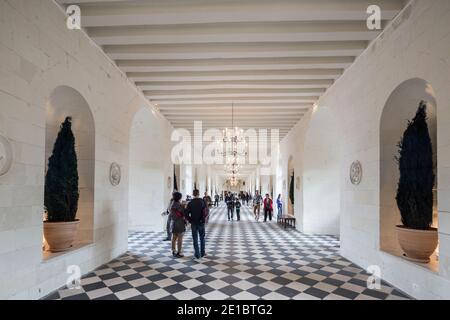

{"left": 87, "top": 21, "right": 385, "bottom": 45}
{"left": 116, "top": 56, "right": 354, "bottom": 72}
{"left": 130, "top": 68, "right": 344, "bottom": 82}
{"left": 136, "top": 79, "right": 334, "bottom": 90}
{"left": 151, "top": 97, "right": 319, "bottom": 104}
{"left": 59, "top": 0, "right": 405, "bottom": 27}
{"left": 156, "top": 104, "right": 312, "bottom": 111}
{"left": 104, "top": 41, "right": 367, "bottom": 60}
{"left": 161, "top": 110, "right": 306, "bottom": 116}
{"left": 144, "top": 88, "right": 326, "bottom": 100}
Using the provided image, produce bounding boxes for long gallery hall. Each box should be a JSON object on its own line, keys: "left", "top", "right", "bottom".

{"left": 0, "top": 0, "right": 450, "bottom": 302}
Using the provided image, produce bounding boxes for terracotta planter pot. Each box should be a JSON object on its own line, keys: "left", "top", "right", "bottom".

{"left": 44, "top": 220, "right": 79, "bottom": 252}
{"left": 396, "top": 225, "right": 438, "bottom": 263}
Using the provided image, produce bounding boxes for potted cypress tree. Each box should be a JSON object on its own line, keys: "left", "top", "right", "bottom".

{"left": 395, "top": 102, "right": 438, "bottom": 263}
{"left": 289, "top": 173, "right": 295, "bottom": 206}
{"left": 44, "top": 117, "right": 80, "bottom": 252}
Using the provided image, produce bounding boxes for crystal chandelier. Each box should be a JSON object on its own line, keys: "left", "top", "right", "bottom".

{"left": 218, "top": 103, "right": 248, "bottom": 158}
{"left": 228, "top": 171, "right": 239, "bottom": 187}
{"left": 225, "top": 159, "right": 241, "bottom": 172}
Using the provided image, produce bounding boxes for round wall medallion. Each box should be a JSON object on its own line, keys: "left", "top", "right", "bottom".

{"left": 0, "top": 134, "right": 14, "bottom": 177}
{"left": 109, "top": 162, "right": 121, "bottom": 186}
{"left": 350, "top": 161, "right": 363, "bottom": 185}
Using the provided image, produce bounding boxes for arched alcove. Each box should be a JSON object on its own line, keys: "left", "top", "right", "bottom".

{"left": 380, "top": 78, "right": 438, "bottom": 262}
{"left": 287, "top": 156, "right": 294, "bottom": 216}
{"left": 303, "top": 107, "right": 341, "bottom": 235}
{"left": 129, "top": 107, "right": 168, "bottom": 232}
{"left": 45, "top": 86, "right": 95, "bottom": 249}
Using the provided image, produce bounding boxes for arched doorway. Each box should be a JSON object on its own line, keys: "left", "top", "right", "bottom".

{"left": 44, "top": 86, "right": 95, "bottom": 249}
{"left": 380, "top": 78, "right": 438, "bottom": 260}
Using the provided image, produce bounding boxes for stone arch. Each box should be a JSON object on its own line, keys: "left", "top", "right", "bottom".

{"left": 379, "top": 78, "right": 438, "bottom": 258}
{"left": 44, "top": 85, "right": 95, "bottom": 247}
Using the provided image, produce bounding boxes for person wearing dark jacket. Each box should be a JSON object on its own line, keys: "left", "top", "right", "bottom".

{"left": 162, "top": 192, "right": 176, "bottom": 241}
{"left": 214, "top": 194, "right": 219, "bottom": 207}
{"left": 263, "top": 193, "right": 274, "bottom": 222}
{"left": 235, "top": 199, "right": 241, "bottom": 221}
{"left": 225, "top": 193, "right": 234, "bottom": 221}
{"left": 170, "top": 192, "right": 186, "bottom": 258}
{"left": 186, "top": 189, "right": 208, "bottom": 260}
{"left": 203, "top": 192, "right": 211, "bottom": 206}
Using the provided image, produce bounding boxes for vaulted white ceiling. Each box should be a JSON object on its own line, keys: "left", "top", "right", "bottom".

{"left": 57, "top": 0, "right": 407, "bottom": 139}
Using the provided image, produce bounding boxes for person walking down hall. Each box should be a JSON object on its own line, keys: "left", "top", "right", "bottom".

{"left": 162, "top": 192, "right": 175, "bottom": 241}
{"left": 170, "top": 192, "right": 186, "bottom": 258}
{"left": 235, "top": 198, "right": 241, "bottom": 221}
{"left": 276, "top": 194, "right": 283, "bottom": 220}
{"left": 263, "top": 194, "right": 274, "bottom": 222}
{"left": 214, "top": 193, "right": 219, "bottom": 207}
{"left": 253, "top": 191, "right": 263, "bottom": 221}
{"left": 203, "top": 192, "right": 212, "bottom": 208}
{"left": 225, "top": 192, "right": 234, "bottom": 221}
{"left": 186, "top": 190, "right": 208, "bottom": 261}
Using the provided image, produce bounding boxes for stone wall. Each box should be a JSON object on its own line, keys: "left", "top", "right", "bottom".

{"left": 0, "top": 0, "right": 173, "bottom": 299}
{"left": 279, "top": 0, "right": 450, "bottom": 299}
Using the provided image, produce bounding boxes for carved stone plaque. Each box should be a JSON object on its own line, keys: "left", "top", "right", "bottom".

{"left": 350, "top": 161, "right": 362, "bottom": 185}
{"left": 0, "top": 134, "right": 13, "bottom": 177}
{"left": 110, "top": 162, "right": 121, "bottom": 186}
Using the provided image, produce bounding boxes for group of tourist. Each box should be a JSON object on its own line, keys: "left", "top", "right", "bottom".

{"left": 251, "top": 191, "right": 277, "bottom": 222}
{"left": 162, "top": 189, "right": 284, "bottom": 260}
{"left": 162, "top": 190, "right": 212, "bottom": 261}
{"left": 223, "top": 190, "right": 283, "bottom": 223}
{"left": 224, "top": 192, "right": 242, "bottom": 221}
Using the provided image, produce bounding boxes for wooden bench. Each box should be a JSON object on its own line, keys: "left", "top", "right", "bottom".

{"left": 277, "top": 215, "right": 296, "bottom": 229}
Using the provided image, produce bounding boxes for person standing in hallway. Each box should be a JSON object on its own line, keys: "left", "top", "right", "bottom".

{"left": 203, "top": 192, "right": 212, "bottom": 209}
{"left": 225, "top": 192, "right": 234, "bottom": 221}
{"left": 214, "top": 193, "right": 219, "bottom": 207}
{"left": 235, "top": 198, "right": 241, "bottom": 221}
{"left": 170, "top": 192, "right": 186, "bottom": 258}
{"left": 263, "top": 194, "right": 274, "bottom": 222}
{"left": 276, "top": 194, "right": 283, "bottom": 220}
{"left": 162, "top": 192, "right": 176, "bottom": 241}
{"left": 186, "top": 190, "right": 208, "bottom": 260}
{"left": 253, "top": 191, "right": 262, "bottom": 221}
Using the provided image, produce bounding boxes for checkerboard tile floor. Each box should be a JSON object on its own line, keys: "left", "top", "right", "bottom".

{"left": 44, "top": 204, "right": 411, "bottom": 300}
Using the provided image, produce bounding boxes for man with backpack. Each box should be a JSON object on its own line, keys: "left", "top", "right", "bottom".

{"left": 185, "top": 189, "right": 209, "bottom": 261}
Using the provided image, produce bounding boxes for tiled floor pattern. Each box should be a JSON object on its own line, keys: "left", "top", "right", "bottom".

{"left": 45, "top": 204, "right": 411, "bottom": 300}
